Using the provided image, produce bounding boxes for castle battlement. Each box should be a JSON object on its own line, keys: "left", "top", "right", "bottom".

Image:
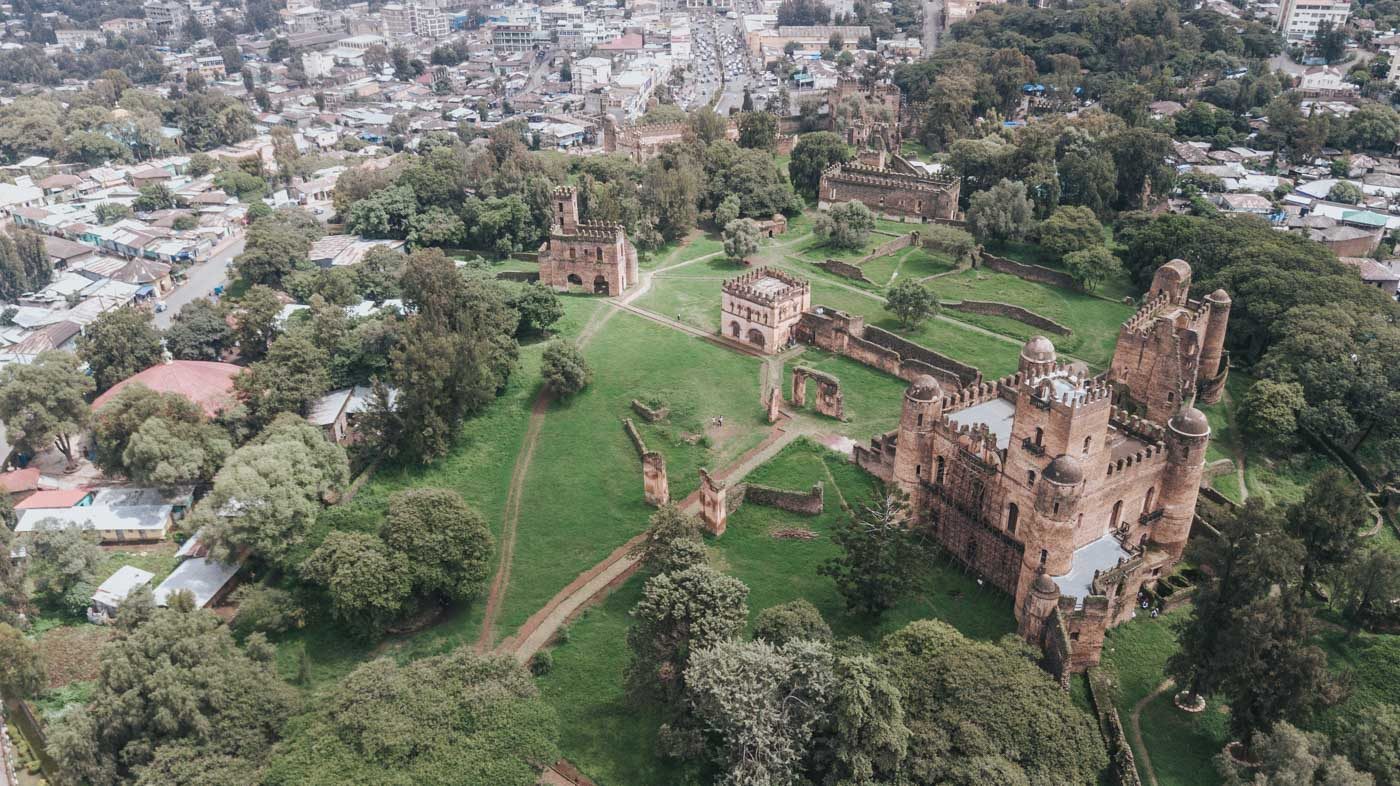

{"left": 555, "top": 221, "right": 626, "bottom": 242}
{"left": 1109, "top": 406, "right": 1167, "bottom": 442}
{"left": 722, "top": 267, "right": 811, "bottom": 306}
{"left": 1121, "top": 291, "right": 1210, "bottom": 335}
{"left": 821, "top": 161, "right": 958, "bottom": 191}
{"left": 1103, "top": 441, "right": 1168, "bottom": 479}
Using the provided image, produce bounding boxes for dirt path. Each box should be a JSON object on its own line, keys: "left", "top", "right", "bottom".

{"left": 1128, "top": 680, "right": 1174, "bottom": 786}
{"left": 1221, "top": 389, "right": 1249, "bottom": 503}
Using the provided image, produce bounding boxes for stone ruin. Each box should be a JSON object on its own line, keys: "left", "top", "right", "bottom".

{"left": 791, "top": 366, "right": 845, "bottom": 420}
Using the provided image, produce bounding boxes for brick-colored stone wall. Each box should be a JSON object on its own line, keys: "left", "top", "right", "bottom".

{"left": 978, "top": 252, "right": 1078, "bottom": 290}
{"left": 945, "top": 300, "right": 1071, "bottom": 335}
{"left": 817, "top": 258, "right": 871, "bottom": 283}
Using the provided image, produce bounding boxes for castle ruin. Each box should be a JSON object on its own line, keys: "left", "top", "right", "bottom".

{"left": 817, "top": 161, "right": 961, "bottom": 223}
{"left": 538, "top": 185, "right": 639, "bottom": 296}
{"left": 721, "top": 266, "right": 811, "bottom": 353}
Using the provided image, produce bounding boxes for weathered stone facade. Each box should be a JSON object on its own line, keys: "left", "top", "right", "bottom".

{"left": 817, "top": 161, "right": 960, "bottom": 222}
{"left": 603, "top": 117, "right": 739, "bottom": 162}
{"left": 791, "top": 366, "right": 845, "bottom": 420}
{"left": 1108, "top": 260, "right": 1231, "bottom": 420}
{"left": 721, "top": 267, "right": 811, "bottom": 353}
{"left": 538, "top": 186, "right": 638, "bottom": 296}
{"left": 851, "top": 261, "right": 1223, "bottom": 671}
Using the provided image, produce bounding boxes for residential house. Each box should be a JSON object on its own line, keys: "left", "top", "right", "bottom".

{"left": 88, "top": 565, "right": 155, "bottom": 622}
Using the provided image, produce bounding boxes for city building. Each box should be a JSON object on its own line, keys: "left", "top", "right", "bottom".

{"left": 1278, "top": 0, "right": 1350, "bottom": 42}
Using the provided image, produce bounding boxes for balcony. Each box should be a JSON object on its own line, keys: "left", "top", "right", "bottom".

{"left": 1020, "top": 437, "right": 1046, "bottom": 456}
{"left": 1138, "top": 508, "right": 1164, "bottom": 526}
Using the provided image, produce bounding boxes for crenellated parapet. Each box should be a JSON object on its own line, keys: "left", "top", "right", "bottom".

{"left": 722, "top": 267, "right": 811, "bottom": 306}
{"left": 819, "top": 160, "right": 959, "bottom": 192}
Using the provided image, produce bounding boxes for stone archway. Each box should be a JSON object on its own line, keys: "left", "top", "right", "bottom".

{"left": 791, "top": 366, "right": 845, "bottom": 420}
{"left": 593, "top": 275, "right": 610, "bottom": 295}
{"left": 567, "top": 273, "right": 583, "bottom": 286}
{"left": 746, "top": 328, "right": 766, "bottom": 348}
{"left": 729, "top": 321, "right": 741, "bottom": 338}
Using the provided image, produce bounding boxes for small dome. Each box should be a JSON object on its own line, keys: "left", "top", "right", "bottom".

{"left": 1043, "top": 454, "right": 1084, "bottom": 485}
{"left": 1020, "top": 335, "right": 1056, "bottom": 363}
{"left": 1207, "top": 288, "right": 1232, "bottom": 304}
{"left": 1033, "top": 570, "right": 1059, "bottom": 596}
{"left": 1170, "top": 406, "right": 1211, "bottom": 437}
{"left": 907, "top": 374, "right": 942, "bottom": 401}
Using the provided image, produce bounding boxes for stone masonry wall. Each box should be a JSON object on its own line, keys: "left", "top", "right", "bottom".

{"left": 945, "top": 300, "right": 1071, "bottom": 335}
{"left": 727, "top": 481, "right": 825, "bottom": 517}
{"left": 979, "top": 252, "right": 1078, "bottom": 290}
{"left": 817, "top": 258, "right": 872, "bottom": 283}
{"left": 862, "top": 326, "right": 981, "bottom": 386}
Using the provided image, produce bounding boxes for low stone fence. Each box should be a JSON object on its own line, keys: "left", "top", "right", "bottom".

{"left": 630, "top": 399, "right": 669, "bottom": 423}
{"left": 945, "top": 300, "right": 1070, "bottom": 335}
{"left": 817, "top": 258, "right": 872, "bottom": 284}
{"left": 863, "top": 326, "right": 981, "bottom": 387}
{"left": 1086, "top": 669, "right": 1145, "bottom": 786}
{"left": 978, "top": 251, "right": 1078, "bottom": 290}
{"left": 861, "top": 231, "right": 919, "bottom": 261}
{"left": 510, "top": 251, "right": 539, "bottom": 262}
{"left": 1204, "top": 458, "right": 1235, "bottom": 478}
{"left": 726, "top": 481, "right": 825, "bottom": 517}
{"left": 622, "top": 418, "right": 648, "bottom": 457}
{"left": 495, "top": 271, "right": 539, "bottom": 283}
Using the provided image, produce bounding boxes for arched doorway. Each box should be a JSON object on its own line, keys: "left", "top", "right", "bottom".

{"left": 1006, "top": 503, "right": 1019, "bottom": 534}
{"left": 566, "top": 273, "right": 583, "bottom": 286}
{"left": 729, "top": 321, "right": 741, "bottom": 338}
{"left": 593, "top": 275, "right": 610, "bottom": 295}
{"left": 746, "top": 328, "right": 766, "bottom": 348}
{"left": 1109, "top": 499, "right": 1124, "bottom": 530}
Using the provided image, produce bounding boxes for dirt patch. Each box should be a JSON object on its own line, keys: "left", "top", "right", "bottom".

{"left": 771, "top": 528, "right": 819, "bottom": 540}
{"left": 35, "top": 625, "right": 115, "bottom": 688}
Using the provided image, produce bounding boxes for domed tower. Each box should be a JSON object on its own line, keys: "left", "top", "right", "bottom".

{"left": 894, "top": 375, "right": 942, "bottom": 501}
{"left": 1198, "top": 289, "right": 1231, "bottom": 397}
{"left": 1151, "top": 404, "right": 1210, "bottom": 560}
{"left": 1016, "top": 454, "right": 1084, "bottom": 611}
{"left": 1019, "top": 335, "right": 1056, "bottom": 379}
{"left": 1018, "top": 567, "right": 1061, "bottom": 644}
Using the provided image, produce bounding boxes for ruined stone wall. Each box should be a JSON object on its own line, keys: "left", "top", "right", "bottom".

{"left": 495, "top": 271, "right": 540, "bottom": 283}
{"left": 1061, "top": 596, "right": 1110, "bottom": 671}
{"left": 945, "top": 300, "right": 1071, "bottom": 335}
{"left": 1041, "top": 607, "right": 1073, "bottom": 689}
{"left": 978, "top": 252, "right": 1078, "bottom": 290}
{"left": 863, "top": 326, "right": 981, "bottom": 387}
{"left": 631, "top": 399, "right": 669, "bottom": 423}
{"left": 861, "top": 231, "right": 918, "bottom": 261}
{"left": 737, "top": 482, "right": 825, "bottom": 515}
{"left": 622, "top": 418, "right": 647, "bottom": 456}
{"left": 817, "top": 258, "right": 872, "bottom": 283}
{"left": 1087, "top": 669, "right": 1145, "bottom": 786}
{"left": 854, "top": 433, "right": 897, "bottom": 480}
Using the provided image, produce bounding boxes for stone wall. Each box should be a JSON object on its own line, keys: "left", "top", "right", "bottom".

{"left": 794, "top": 309, "right": 979, "bottom": 391}
{"left": 631, "top": 399, "right": 669, "bottom": 423}
{"left": 945, "top": 300, "right": 1071, "bottom": 335}
{"left": 817, "top": 258, "right": 872, "bottom": 283}
{"left": 622, "top": 418, "right": 647, "bottom": 456}
{"left": 863, "top": 326, "right": 981, "bottom": 386}
{"left": 979, "top": 252, "right": 1078, "bottom": 290}
{"left": 1086, "top": 669, "right": 1145, "bottom": 786}
{"left": 1041, "top": 608, "right": 1073, "bottom": 689}
{"left": 861, "top": 231, "right": 918, "bottom": 262}
{"left": 726, "top": 481, "right": 826, "bottom": 519}
{"left": 495, "top": 271, "right": 540, "bottom": 283}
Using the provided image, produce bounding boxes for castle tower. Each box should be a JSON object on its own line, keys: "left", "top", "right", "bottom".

{"left": 553, "top": 185, "right": 579, "bottom": 234}
{"left": 893, "top": 375, "right": 942, "bottom": 503}
{"left": 1198, "top": 288, "right": 1231, "bottom": 392}
{"left": 1018, "top": 567, "right": 1061, "bottom": 644}
{"left": 1151, "top": 404, "right": 1210, "bottom": 560}
{"left": 1147, "top": 259, "right": 1192, "bottom": 305}
{"left": 1016, "top": 454, "right": 1084, "bottom": 612}
{"left": 1018, "top": 335, "right": 1056, "bottom": 379}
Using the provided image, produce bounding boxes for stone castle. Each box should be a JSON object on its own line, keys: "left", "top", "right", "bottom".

{"left": 721, "top": 266, "right": 811, "bottom": 353}
{"left": 852, "top": 260, "right": 1227, "bottom": 670}
{"left": 817, "top": 160, "right": 961, "bottom": 223}
{"left": 538, "top": 185, "right": 638, "bottom": 296}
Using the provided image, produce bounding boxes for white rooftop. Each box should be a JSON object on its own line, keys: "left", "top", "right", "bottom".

{"left": 1053, "top": 533, "right": 1133, "bottom": 606}
{"left": 947, "top": 397, "right": 1016, "bottom": 450}
{"left": 91, "top": 565, "right": 155, "bottom": 608}
{"left": 153, "top": 557, "right": 240, "bottom": 608}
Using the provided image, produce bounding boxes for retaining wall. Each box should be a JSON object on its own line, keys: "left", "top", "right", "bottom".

{"left": 817, "top": 258, "right": 872, "bottom": 283}
{"left": 945, "top": 300, "right": 1070, "bottom": 335}
{"left": 1086, "top": 669, "right": 1145, "bottom": 786}
{"left": 863, "top": 326, "right": 981, "bottom": 386}
{"left": 979, "top": 252, "right": 1078, "bottom": 290}
{"left": 725, "top": 481, "right": 825, "bottom": 517}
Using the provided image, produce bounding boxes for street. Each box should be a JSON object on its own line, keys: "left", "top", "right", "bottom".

{"left": 154, "top": 236, "right": 243, "bottom": 329}
{"left": 924, "top": 0, "right": 944, "bottom": 53}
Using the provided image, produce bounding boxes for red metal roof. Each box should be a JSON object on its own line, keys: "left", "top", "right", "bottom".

{"left": 15, "top": 488, "right": 91, "bottom": 509}
{"left": 91, "top": 360, "right": 243, "bottom": 418}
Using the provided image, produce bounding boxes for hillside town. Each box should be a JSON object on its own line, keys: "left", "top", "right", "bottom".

{"left": 0, "top": 0, "right": 1397, "bottom": 785}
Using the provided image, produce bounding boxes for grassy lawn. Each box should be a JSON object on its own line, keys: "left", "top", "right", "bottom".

{"left": 539, "top": 440, "right": 1017, "bottom": 786}
{"left": 270, "top": 298, "right": 604, "bottom": 687}
{"left": 495, "top": 310, "right": 769, "bottom": 639}
{"left": 925, "top": 268, "right": 1134, "bottom": 369}
{"left": 859, "top": 246, "right": 959, "bottom": 288}
{"left": 781, "top": 348, "right": 907, "bottom": 438}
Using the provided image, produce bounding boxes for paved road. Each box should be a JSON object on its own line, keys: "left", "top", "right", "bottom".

{"left": 154, "top": 236, "right": 243, "bottom": 328}
{"left": 923, "top": 0, "right": 944, "bottom": 53}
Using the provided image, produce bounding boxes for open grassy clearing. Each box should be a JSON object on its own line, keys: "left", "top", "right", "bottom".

{"left": 538, "top": 440, "right": 1018, "bottom": 786}
{"left": 494, "top": 309, "right": 769, "bottom": 638}
{"left": 859, "top": 246, "right": 960, "bottom": 288}
{"left": 925, "top": 268, "right": 1133, "bottom": 369}
{"left": 781, "top": 348, "right": 907, "bottom": 437}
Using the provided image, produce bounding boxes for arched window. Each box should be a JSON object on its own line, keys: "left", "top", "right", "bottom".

{"left": 1039, "top": 548, "right": 1047, "bottom": 566}
{"left": 1083, "top": 436, "right": 1092, "bottom": 454}
{"left": 1027, "top": 470, "right": 1036, "bottom": 486}
{"left": 1006, "top": 503, "right": 1019, "bottom": 533}
{"left": 1142, "top": 487, "right": 1156, "bottom": 514}
{"left": 916, "top": 413, "right": 923, "bottom": 426}
{"left": 1110, "top": 499, "right": 1124, "bottom": 530}
{"left": 1034, "top": 427, "right": 1044, "bottom": 446}
{"left": 935, "top": 456, "right": 945, "bottom": 485}
{"left": 595, "top": 246, "right": 603, "bottom": 260}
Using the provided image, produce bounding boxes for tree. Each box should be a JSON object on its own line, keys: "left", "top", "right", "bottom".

{"left": 0, "top": 351, "right": 93, "bottom": 468}
{"left": 76, "top": 306, "right": 163, "bottom": 392}
{"left": 627, "top": 565, "right": 749, "bottom": 706}
{"left": 722, "top": 218, "right": 762, "bottom": 263}
{"left": 1241, "top": 378, "right": 1306, "bottom": 445}
{"left": 789, "top": 132, "right": 852, "bottom": 200}
{"left": 738, "top": 111, "right": 778, "bottom": 151}
{"left": 1336, "top": 546, "right": 1400, "bottom": 634}
{"left": 91, "top": 384, "right": 207, "bottom": 479}
{"left": 1329, "top": 180, "right": 1364, "bottom": 204}
{"left": 819, "top": 486, "right": 930, "bottom": 616}
{"left": 235, "top": 332, "right": 332, "bottom": 426}
{"left": 1285, "top": 469, "right": 1370, "bottom": 588}
{"left": 1337, "top": 703, "right": 1400, "bottom": 786}
{"left": 229, "top": 585, "right": 304, "bottom": 639}
{"left": 1314, "top": 20, "right": 1348, "bottom": 64}
{"left": 381, "top": 488, "right": 493, "bottom": 604}
{"left": 880, "top": 620, "right": 1107, "bottom": 785}
{"left": 753, "top": 599, "right": 832, "bottom": 646}
{"left": 714, "top": 194, "right": 742, "bottom": 228}
{"left": 884, "top": 279, "right": 940, "bottom": 329}
{"left": 777, "top": 0, "right": 831, "bottom": 25}
{"left": 123, "top": 414, "right": 233, "bottom": 487}
{"left": 46, "top": 609, "right": 296, "bottom": 786}
{"left": 1063, "top": 246, "right": 1121, "bottom": 292}
{"left": 191, "top": 414, "right": 349, "bottom": 568}
{"left": 814, "top": 200, "right": 875, "bottom": 250}
{"left": 93, "top": 202, "right": 131, "bottom": 225}
{"left": 631, "top": 504, "right": 707, "bottom": 576}
{"left": 263, "top": 650, "right": 557, "bottom": 786}
{"left": 686, "top": 639, "right": 835, "bottom": 786}
{"left": 165, "top": 299, "right": 233, "bottom": 361}
{"left": 540, "top": 340, "right": 591, "bottom": 397}
{"left": 508, "top": 283, "right": 563, "bottom": 336}
{"left": 817, "top": 654, "right": 911, "bottom": 786}
{"left": 236, "top": 209, "right": 323, "bottom": 287}
{"left": 919, "top": 224, "right": 976, "bottom": 263}
{"left": 688, "top": 107, "right": 729, "bottom": 144}
{"left": 300, "top": 530, "right": 412, "bottom": 635}
{"left": 1038, "top": 205, "right": 1103, "bottom": 260}
{"left": 0, "top": 623, "right": 45, "bottom": 699}
{"left": 23, "top": 519, "right": 103, "bottom": 600}
{"left": 1218, "top": 721, "right": 1372, "bottom": 786}
{"left": 133, "top": 183, "right": 176, "bottom": 212}
{"left": 966, "top": 178, "right": 1035, "bottom": 243}
{"left": 233, "top": 284, "right": 283, "bottom": 360}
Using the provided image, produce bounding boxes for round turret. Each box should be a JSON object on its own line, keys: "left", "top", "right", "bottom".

{"left": 1043, "top": 454, "right": 1084, "bottom": 486}
{"left": 1206, "top": 288, "right": 1231, "bottom": 305}
{"left": 1018, "top": 335, "right": 1057, "bottom": 378}
{"left": 907, "top": 374, "right": 942, "bottom": 401}
{"left": 1032, "top": 569, "right": 1059, "bottom": 596}
{"left": 1168, "top": 406, "right": 1210, "bottom": 438}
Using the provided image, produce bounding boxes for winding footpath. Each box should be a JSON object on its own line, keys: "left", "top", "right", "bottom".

{"left": 1127, "top": 680, "right": 1175, "bottom": 786}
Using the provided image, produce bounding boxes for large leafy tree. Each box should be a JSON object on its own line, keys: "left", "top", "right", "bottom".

{"left": 23, "top": 519, "right": 103, "bottom": 600}
{"left": 539, "top": 340, "right": 591, "bottom": 398}
{"left": 300, "top": 530, "right": 412, "bottom": 634}
{"left": 738, "top": 111, "right": 778, "bottom": 151}
{"left": 77, "top": 306, "right": 163, "bottom": 392}
{"left": 885, "top": 279, "right": 940, "bottom": 329}
{"left": 0, "top": 350, "right": 93, "bottom": 468}
{"left": 1218, "top": 722, "right": 1373, "bottom": 786}
{"left": 879, "top": 620, "right": 1106, "bottom": 786}
{"left": 788, "top": 132, "right": 852, "bottom": 200}
{"left": 1284, "top": 469, "right": 1370, "bottom": 589}
{"left": 819, "top": 487, "right": 930, "bottom": 617}
{"left": 626, "top": 565, "right": 750, "bottom": 707}
{"left": 1037, "top": 205, "right": 1103, "bottom": 261}
{"left": 235, "top": 208, "right": 323, "bottom": 287}
{"left": 46, "top": 609, "right": 297, "bottom": 786}
{"left": 92, "top": 384, "right": 207, "bottom": 479}
{"left": 966, "top": 178, "right": 1035, "bottom": 243}
{"left": 233, "top": 284, "right": 284, "bottom": 360}
{"left": 380, "top": 488, "right": 493, "bottom": 604}
{"left": 722, "top": 218, "right": 762, "bottom": 263}
{"left": 631, "top": 504, "right": 708, "bottom": 576}
{"left": 264, "top": 651, "right": 557, "bottom": 786}
{"left": 0, "top": 623, "right": 44, "bottom": 699}
{"left": 814, "top": 200, "right": 875, "bottom": 250}
{"left": 122, "top": 415, "right": 233, "bottom": 487}
{"left": 234, "top": 332, "right": 332, "bottom": 427}
{"left": 165, "top": 299, "right": 233, "bottom": 361}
